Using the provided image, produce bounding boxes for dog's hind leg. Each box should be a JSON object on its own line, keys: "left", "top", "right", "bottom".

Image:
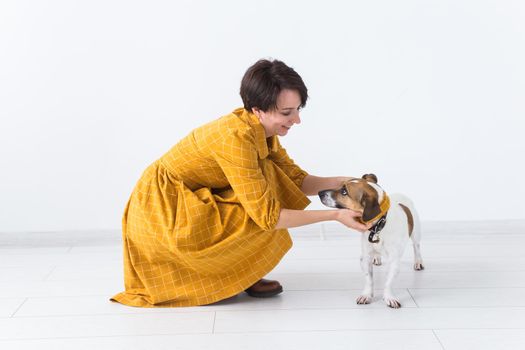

{"left": 410, "top": 210, "right": 424, "bottom": 271}
{"left": 412, "top": 243, "right": 424, "bottom": 271}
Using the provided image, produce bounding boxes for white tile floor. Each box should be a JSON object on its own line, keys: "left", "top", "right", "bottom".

{"left": 1, "top": 221, "right": 525, "bottom": 350}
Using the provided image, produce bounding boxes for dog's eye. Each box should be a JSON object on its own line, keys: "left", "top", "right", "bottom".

{"left": 340, "top": 188, "right": 348, "bottom": 196}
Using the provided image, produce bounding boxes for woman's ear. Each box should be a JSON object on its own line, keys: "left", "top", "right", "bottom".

{"left": 251, "top": 107, "right": 262, "bottom": 118}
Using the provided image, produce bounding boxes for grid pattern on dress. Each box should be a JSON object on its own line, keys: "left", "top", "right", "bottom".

{"left": 110, "top": 108, "right": 311, "bottom": 307}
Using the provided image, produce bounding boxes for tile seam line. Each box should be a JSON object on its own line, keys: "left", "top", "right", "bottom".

{"left": 431, "top": 330, "right": 446, "bottom": 350}
{"left": 6, "top": 306, "right": 525, "bottom": 319}
{"left": 9, "top": 297, "right": 28, "bottom": 318}
{"left": 2, "top": 328, "right": 525, "bottom": 342}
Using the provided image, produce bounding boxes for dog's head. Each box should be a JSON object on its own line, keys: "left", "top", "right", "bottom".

{"left": 318, "top": 173, "right": 386, "bottom": 222}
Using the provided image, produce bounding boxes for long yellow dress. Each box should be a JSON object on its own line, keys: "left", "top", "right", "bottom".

{"left": 110, "top": 107, "right": 311, "bottom": 307}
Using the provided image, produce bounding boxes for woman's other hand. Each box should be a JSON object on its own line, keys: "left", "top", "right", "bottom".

{"left": 335, "top": 209, "right": 371, "bottom": 233}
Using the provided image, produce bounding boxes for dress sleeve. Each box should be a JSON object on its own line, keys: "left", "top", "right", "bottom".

{"left": 212, "top": 131, "right": 281, "bottom": 231}
{"left": 268, "top": 138, "right": 309, "bottom": 189}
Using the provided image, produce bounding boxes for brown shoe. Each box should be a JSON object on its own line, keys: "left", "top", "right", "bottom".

{"left": 245, "top": 278, "right": 283, "bottom": 298}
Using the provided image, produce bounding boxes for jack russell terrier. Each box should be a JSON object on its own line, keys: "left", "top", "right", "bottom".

{"left": 318, "top": 174, "right": 424, "bottom": 308}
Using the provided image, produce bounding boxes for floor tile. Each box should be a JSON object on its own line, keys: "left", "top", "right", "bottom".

{"left": 0, "top": 252, "right": 120, "bottom": 268}
{"left": 13, "top": 289, "right": 416, "bottom": 317}
{"left": 275, "top": 256, "right": 525, "bottom": 273}
{"left": 0, "top": 279, "right": 123, "bottom": 298}
{"left": 45, "top": 264, "right": 122, "bottom": 281}
{"left": 0, "top": 312, "right": 214, "bottom": 340}
{"left": 0, "top": 330, "right": 443, "bottom": 350}
{"left": 214, "top": 307, "right": 525, "bottom": 333}
{"left": 286, "top": 243, "right": 525, "bottom": 260}
{"left": 435, "top": 329, "right": 525, "bottom": 350}
{"left": 0, "top": 267, "right": 55, "bottom": 282}
{"left": 267, "top": 271, "right": 525, "bottom": 290}
{"left": 409, "top": 287, "right": 525, "bottom": 307}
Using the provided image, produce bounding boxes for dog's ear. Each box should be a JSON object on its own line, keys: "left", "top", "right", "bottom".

{"left": 362, "top": 173, "right": 378, "bottom": 184}
{"left": 361, "top": 192, "right": 381, "bottom": 222}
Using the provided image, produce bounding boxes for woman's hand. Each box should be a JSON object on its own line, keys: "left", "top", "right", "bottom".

{"left": 335, "top": 209, "right": 371, "bottom": 233}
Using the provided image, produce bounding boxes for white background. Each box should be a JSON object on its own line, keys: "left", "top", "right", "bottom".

{"left": 1, "top": 0, "right": 524, "bottom": 232}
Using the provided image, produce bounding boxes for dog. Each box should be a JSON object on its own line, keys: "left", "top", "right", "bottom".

{"left": 318, "top": 174, "right": 424, "bottom": 308}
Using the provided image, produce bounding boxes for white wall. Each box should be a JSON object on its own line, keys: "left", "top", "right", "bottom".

{"left": 1, "top": 0, "right": 524, "bottom": 232}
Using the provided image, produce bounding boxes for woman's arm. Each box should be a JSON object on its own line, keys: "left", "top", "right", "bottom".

{"left": 300, "top": 175, "right": 354, "bottom": 196}
{"left": 275, "top": 208, "right": 369, "bottom": 232}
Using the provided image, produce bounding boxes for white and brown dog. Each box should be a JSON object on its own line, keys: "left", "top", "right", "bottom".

{"left": 318, "top": 174, "right": 424, "bottom": 308}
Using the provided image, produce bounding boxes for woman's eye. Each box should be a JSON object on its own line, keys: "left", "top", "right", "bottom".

{"left": 282, "top": 113, "right": 291, "bottom": 116}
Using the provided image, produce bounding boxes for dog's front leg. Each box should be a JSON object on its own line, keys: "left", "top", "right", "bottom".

{"left": 357, "top": 253, "right": 374, "bottom": 304}
{"left": 383, "top": 255, "right": 402, "bottom": 308}
{"left": 357, "top": 236, "right": 375, "bottom": 304}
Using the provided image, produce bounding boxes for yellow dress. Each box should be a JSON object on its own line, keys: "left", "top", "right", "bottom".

{"left": 110, "top": 107, "right": 311, "bottom": 307}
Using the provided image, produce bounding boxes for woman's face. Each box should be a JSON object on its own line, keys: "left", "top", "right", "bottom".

{"left": 252, "top": 89, "right": 302, "bottom": 138}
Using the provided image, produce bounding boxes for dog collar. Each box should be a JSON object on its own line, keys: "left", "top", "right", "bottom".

{"left": 368, "top": 214, "right": 387, "bottom": 243}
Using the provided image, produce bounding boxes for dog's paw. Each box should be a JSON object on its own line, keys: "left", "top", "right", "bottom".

{"left": 383, "top": 297, "right": 402, "bottom": 309}
{"left": 414, "top": 262, "right": 425, "bottom": 271}
{"left": 356, "top": 295, "right": 373, "bottom": 305}
{"left": 372, "top": 256, "right": 382, "bottom": 266}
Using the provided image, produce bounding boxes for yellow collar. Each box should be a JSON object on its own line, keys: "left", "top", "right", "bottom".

{"left": 357, "top": 193, "right": 391, "bottom": 225}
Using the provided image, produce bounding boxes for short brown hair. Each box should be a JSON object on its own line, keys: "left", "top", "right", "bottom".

{"left": 240, "top": 59, "right": 308, "bottom": 112}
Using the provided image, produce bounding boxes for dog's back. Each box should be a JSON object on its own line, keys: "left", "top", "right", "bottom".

{"left": 389, "top": 193, "right": 421, "bottom": 242}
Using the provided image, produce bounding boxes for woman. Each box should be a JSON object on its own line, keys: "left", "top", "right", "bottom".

{"left": 110, "top": 59, "right": 368, "bottom": 307}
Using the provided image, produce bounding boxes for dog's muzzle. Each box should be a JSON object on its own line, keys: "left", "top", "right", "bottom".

{"left": 318, "top": 190, "right": 339, "bottom": 208}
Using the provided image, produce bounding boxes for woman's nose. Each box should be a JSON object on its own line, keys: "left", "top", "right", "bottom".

{"left": 294, "top": 113, "right": 301, "bottom": 124}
